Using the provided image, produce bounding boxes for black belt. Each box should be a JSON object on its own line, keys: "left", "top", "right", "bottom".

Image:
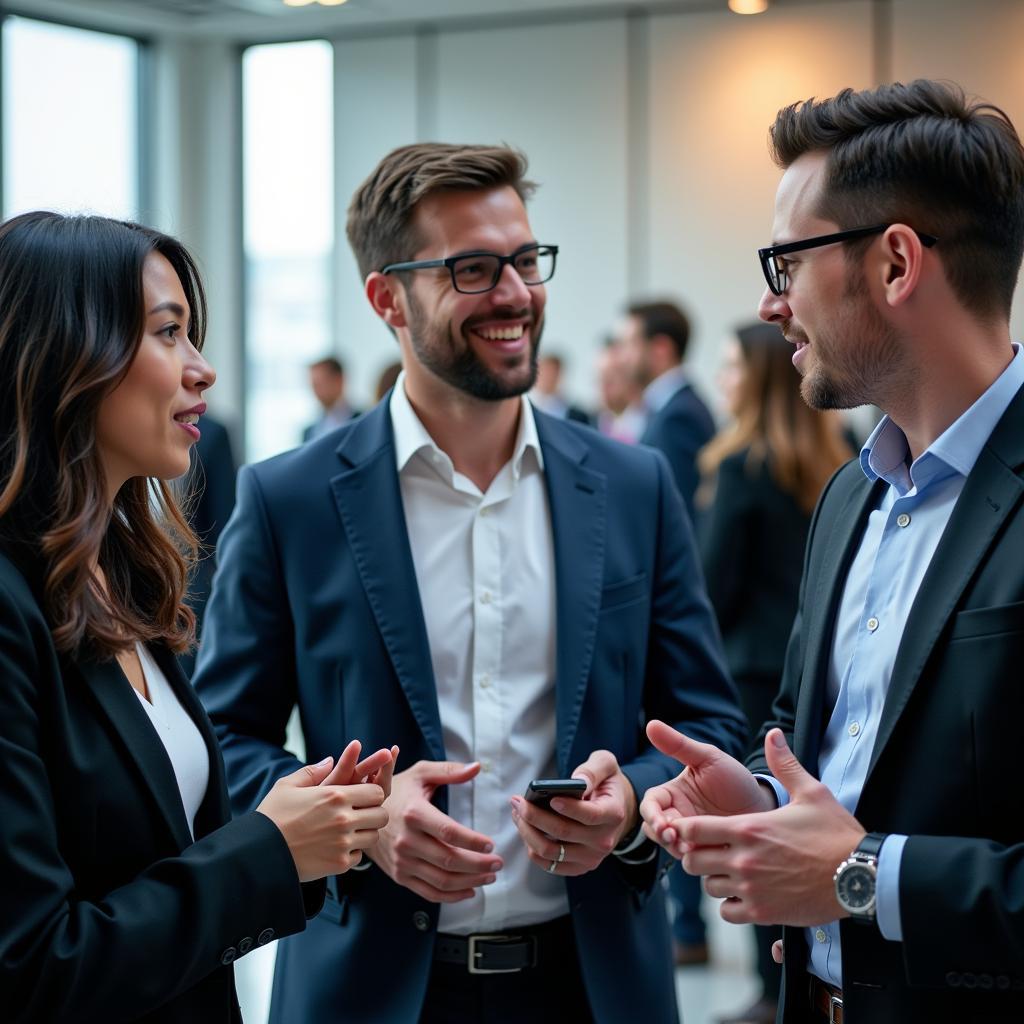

{"left": 433, "top": 916, "right": 572, "bottom": 974}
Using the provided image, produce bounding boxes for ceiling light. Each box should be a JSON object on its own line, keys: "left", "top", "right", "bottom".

{"left": 282, "top": 0, "right": 316, "bottom": 7}
{"left": 282, "top": 0, "right": 348, "bottom": 6}
{"left": 728, "top": 0, "right": 769, "bottom": 13}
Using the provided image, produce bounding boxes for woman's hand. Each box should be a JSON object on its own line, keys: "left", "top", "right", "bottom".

{"left": 257, "top": 741, "right": 394, "bottom": 882}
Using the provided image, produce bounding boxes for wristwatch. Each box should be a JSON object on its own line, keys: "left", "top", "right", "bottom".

{"left": 833, "top": 832, "right": 887, "bottom": 922}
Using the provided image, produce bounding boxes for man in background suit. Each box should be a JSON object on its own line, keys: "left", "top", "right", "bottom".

{"left": 641, "top": 79, "right": 1024, "bottom": 1023}
{"left": 617, "top": 300, "right": 715, "bottom": 520}
{"left": 196, "top": 142, "right": 745, "bottom": 1024}
{"left": 302, "top": 356, "right": 360, "bottom": 442}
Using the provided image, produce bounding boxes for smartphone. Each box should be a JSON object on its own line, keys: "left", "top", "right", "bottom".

{"left": 524, "top": 778, "right": 587, "bottom": 808}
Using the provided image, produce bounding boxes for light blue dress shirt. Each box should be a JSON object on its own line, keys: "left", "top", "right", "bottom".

{"left": 763, "top": 344, "right": 1024, "bottom": 988}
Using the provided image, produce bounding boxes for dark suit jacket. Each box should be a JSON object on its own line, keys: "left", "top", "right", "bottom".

{"left": 195, "top": 399, "right": 746, "bottom": 1024}
{"left": 640, "top": 380, "right": 716, "bottom": 519}
{"left": 700, "top": 450, "right": 811, "bottom": 683}
{"left": 181, "top": 415, "right": 237, "bottom": 676}
{"left": 0, "top": 549, "right": 314, "bottom": 1023}
{"left": 747, "top": 385, "right": 1024, "bottom": 1023}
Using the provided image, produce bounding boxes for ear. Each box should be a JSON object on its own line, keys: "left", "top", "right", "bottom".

{"left": 365, "top": 272, "right": 408, "bottom": 330}
{"left": 877, "top": 224, "right": 926, "bottom": 308}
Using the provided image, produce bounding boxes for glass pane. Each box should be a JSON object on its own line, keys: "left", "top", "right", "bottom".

{"left": 243, "top": 40, "right": 334, "bottom": 463}
{"left": 3, "top": 16, "right": 138, "bottom": 219}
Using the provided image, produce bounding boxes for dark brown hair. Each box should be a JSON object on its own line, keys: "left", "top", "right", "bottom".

{"left": 0, "top": 211, "right": 206, "bottom": 658}
{"left": 627, "top": 300, "right": 691, "bottom": 361}
{"left": 346, "top": 142, "right": 536, "bottom": 282}
{"left": 769, "top": 79, "right": 1024, "bottom": 321}
{"left": 699, "top": 323, "right": 853, "bottom": 514}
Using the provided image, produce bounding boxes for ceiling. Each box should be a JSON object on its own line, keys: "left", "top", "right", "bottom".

{"left": 3, "top": 0, "right": 733, "bottom": 41}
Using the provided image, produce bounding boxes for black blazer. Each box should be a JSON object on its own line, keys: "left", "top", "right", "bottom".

{"left": 699, "top": 449, "right": 811, "bottom": 682}
{"left": 0, "top": 549, "right": 316, "bottom": 1023}
{"left": 748, "top": 385, "right": 1024, "bottom": 1023}
{"left": 639, "top": 382, "right": 716, "bottom": 518}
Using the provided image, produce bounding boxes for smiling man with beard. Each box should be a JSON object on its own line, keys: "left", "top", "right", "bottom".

{"left": 195, "top": 143, "right": 745, "bottom": 1024}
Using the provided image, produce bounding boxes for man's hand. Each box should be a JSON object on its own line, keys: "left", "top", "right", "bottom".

{"left": 678, "top": 729, "right": 865, "bottom": 927}
{"left": 639, "top": 720, "right": 775, "bottom": 855}
{"left": 367, "top": 759, "right": 503, "bottom": 903}
{"left": 510, "top": 750, "right": 637, "bottom": 876}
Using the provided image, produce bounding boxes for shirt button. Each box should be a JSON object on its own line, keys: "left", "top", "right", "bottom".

{"left": 815, "top": 929, "right": 827, "bottom": 943}
{"left": 412, "top": 911, "right": 431, "bottom": 932}
{"left": 866, "top": 617, "right": 879, "bottom": 632}
{"left": 848, "top": 722, "right": 861, "bottom": 737}
{"left": 897, "top": 513, "right": 911, "bottom": 528}
{"left": 480, "top": 761, "right": 492, "bottom": 773}
{"left": 480, "top": 506, "right": 491, "bottom": 517}
{"left": 480, "top": 591, "right": 492, "bottom": 605}
{"left": 479, "top": 674, "right": 491, "bottom": 689}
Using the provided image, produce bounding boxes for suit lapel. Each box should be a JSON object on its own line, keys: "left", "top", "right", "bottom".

{"left": 867, "top": 430, "right": 1024, "bottom": 777}
{"left": 150, "top": 645, "right": 230, "bottom": 838}
{"left": 77, "top": 654, "right": 194, "bottom": 850}
{"left": 535, "top": 415, "right": 607, "bottom": 773}
{"left": 330, "top": 403, "right": 445, "bottom": 761}
{"left": 794, "top": 470, "right": 884, "bottom": 773}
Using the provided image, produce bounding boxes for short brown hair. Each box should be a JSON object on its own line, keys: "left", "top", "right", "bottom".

{"left": 627, "top": 300, "right": 691, "bottom": 361}
{"left": 769, "top": 79, "right": 1024, "bottom": 321}
{"left": 346, "top": 142, "right": 536, "bottom": 282}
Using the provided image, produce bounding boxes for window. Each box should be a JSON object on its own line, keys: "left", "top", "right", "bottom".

{"left": 3, "top": 16, "right": 138, "bottom": 219}
{"left": 242, "top": 40, "right": 334, "bottom": 463}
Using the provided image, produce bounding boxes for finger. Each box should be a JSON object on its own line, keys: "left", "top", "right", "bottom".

{"left": 719, "top": 896, "right": 754, "bottom": 926}
{"left": 511, "top": 804, "right": 588, "bottom": 864}
{"left": 413, "top": 801, "right": 497, "bottom": 854}
{"left": 405, "top": 875, "right": 476, "bottom": 904}
{"left": 409, "top": 852, "right": 498, "bottom": 892}
{"left": 344, "top": 806, "right": 390, "bottom": 832}
{"left": 407, "top": 830, "right": 503, "bottom": 875}
{"left": 702, "top": 874, "right": 738, "bottom": 899}
{"left": 293, "top": 755, "right": 334, "bottom": 787}
{"left": 550, "top": 790, "right": 618, "bottom": 825}
{"left": 352, "top": 747, "right": 392, "bottom": 782}
{"left": 417, "top": 760, "right": 482, "bottom": 787}
{"left": 646, "top": 720, "right": 722, "bottom": 770}
{"left": 677, "top": 813, "right": 751, "bottom": 849}
{"left": 333, "top": 782, "right": 387, "bottom": 808}
{"left": 570, "top": 749, "right": 618, "bottom": 795}
{"left": 322, "top": 740, "right": 362, "bottom": 787}
{"left": 763, "top": 729, "right": 818, "bottom": 799}
{"left": 523, "top": 846, "right": 590, "bottom": 878}
{"left": 510, "top": 797, "right": 592, "bottom": 843}
{"left": 682, "top": 846, "right": 732, "bottom": 877}
{"left": 373, "top": 747, "right": 399, "bottom": 798}
{"left": 771, "top": 940, "right": 784, "bottom": 965}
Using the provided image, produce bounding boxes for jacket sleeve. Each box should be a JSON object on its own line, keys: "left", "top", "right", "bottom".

{"left": 0, "top": 580, "right": 309, "bottom": 1024}
{"left": 193, "top": 464, "right": 307, "bottom": 815}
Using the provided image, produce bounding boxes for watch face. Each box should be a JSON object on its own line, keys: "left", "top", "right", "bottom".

{"left": 837, "top": 864, "right": 876, "bottom": 912}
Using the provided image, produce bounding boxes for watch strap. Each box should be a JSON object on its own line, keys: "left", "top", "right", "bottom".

{"left": 856, "top": 832, "right": 887, "bottom": 861}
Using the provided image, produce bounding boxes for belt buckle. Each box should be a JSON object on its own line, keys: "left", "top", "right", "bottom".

{"left": 467, "top": 933, "right": 523, "bottom": 975}
{"left": 829, "top": 991, "right": 843, "bottom": 1024}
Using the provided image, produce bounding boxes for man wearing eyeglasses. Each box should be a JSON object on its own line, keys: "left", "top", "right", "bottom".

{"left": 641, "top": 80, "right": 1024, "bottom": 1023}
{"left": 196, "top": 142, "right": 745, "bottom": 1024}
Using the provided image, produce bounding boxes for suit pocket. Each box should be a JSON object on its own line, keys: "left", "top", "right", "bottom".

{"left": 600, "top": 572, "right": 648, "bottom": 612}
{"left": 948, "top": 600, "right": 1024, "bottom": 641}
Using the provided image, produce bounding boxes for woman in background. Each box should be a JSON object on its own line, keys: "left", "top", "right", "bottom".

{"left": 698, "top": 321, "right": 853, "bottom": 1024}
{"left": 0, "top": 211, "right": 394, "bottom": 1022}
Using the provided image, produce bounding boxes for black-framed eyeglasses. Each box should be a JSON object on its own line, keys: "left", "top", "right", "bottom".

{"left": 758, "top": 224, "right": 938, "bottom": 296}
{"left": 381, "top": 243, "right": 558, "bottom": 295}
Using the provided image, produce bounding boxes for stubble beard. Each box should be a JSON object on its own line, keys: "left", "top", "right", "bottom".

{"left": 406, "top": 290, "right": 542, "bottom": 401}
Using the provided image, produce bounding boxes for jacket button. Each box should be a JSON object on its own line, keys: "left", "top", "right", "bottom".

{"left": 945, "top": 972, "right": 961, "bottom": 987}
{"left": 220, "top": 947, "right": 238, "bottom": 966}
{"left": 962, "top": 972, "right": 978, "bottom": 988}
{"left": 238, "top": 936, "right": 254, "bottom": 955}
{"left": 412, "top": 911, "right": 430, "bottom": 932}
{"left": 978, "top": 974, "right": 993, "bottom": 990}
{"left": 996, "top": 975, "right": 1010, "bottom": 990}
{"left": 257, "top": 928, "right": 275, "bottom": 945}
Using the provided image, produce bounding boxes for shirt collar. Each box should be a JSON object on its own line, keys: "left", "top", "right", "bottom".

{"left": 643, "top": 364, "right": 689, "bottom": 413}
{"left": 861, "top": 342, "right": 1024, "bottom": 495}
{"left": 389, "top": 371, "right": 544, "bottom": 482}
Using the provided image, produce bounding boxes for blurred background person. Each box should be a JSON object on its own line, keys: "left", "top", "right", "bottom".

{"left": 374, "top": 359, "right": 404, "bottom": 404}
{"left": 303, "top": 355, "right": 361, "bottom": 441}
{"left": 0, "top": 211, "right": 394, "bottom": 1023}
{"left": 595, "top": 340, "right": 645, "bottom": 444}
{"left": 695, "top": 321, "right": 853, "bottom": 1024}
{"left": 179, "top": 412, "right": 237, "bottom": 677}
{"left": 530, "top": 352, "right": 592, "bottom": 423}
{"left": 617, "top": 300, "right": 715, "bottom": 519}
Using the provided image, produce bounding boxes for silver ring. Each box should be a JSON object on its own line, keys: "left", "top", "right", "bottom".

{"left": 547, "top": 858, "right": 558, "bottom": 873}
{"left": 557, "top": 843, "right": 566, "bottom": 864}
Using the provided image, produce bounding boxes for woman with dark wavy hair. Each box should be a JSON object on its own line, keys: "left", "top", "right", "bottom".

{"left": 0, "top": 211, "right": 395, "bottom": 1023}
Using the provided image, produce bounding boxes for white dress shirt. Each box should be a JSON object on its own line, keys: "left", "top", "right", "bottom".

{"left": 134, "top": 642, "right": 210, "bottom": 839}
{"left": 390, "top": 374, "right": 567, "bottom": 934}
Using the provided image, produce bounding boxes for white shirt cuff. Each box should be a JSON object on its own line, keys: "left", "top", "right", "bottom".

{"left": 875, "top": 833, "right": 907, "bottom": 941}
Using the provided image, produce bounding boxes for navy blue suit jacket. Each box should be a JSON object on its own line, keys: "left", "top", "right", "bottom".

{"left": 640, "top": 382, "right": 716, "bottom": 520}
{"left": 195, "top": 398, "right": 744, "bottom": 1024}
